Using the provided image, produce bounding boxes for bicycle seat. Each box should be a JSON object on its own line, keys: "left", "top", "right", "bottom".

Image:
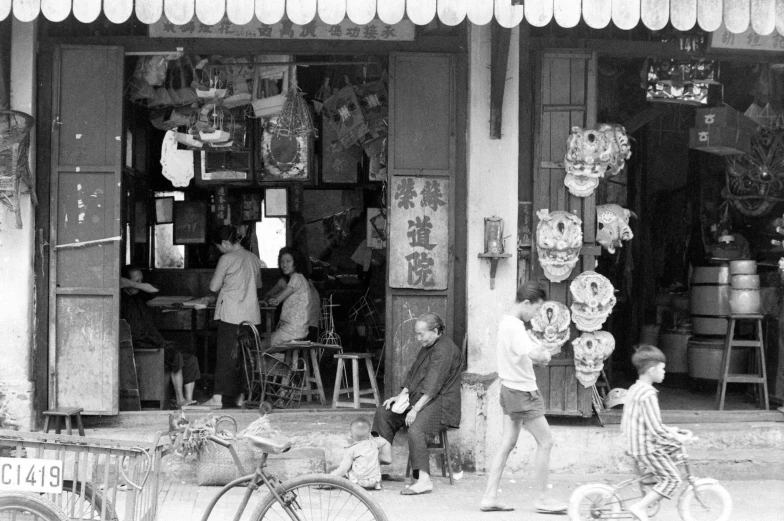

{"left": 245, "top": 435, "right": 292, "bottom": 454}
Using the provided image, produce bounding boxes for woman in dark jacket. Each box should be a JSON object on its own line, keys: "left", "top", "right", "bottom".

{"left": 372, "top": 313, "right": 462, "bottom": 495}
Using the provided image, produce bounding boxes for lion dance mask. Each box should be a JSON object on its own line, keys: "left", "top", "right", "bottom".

{"left": 536, "top": 209, "right": 583, "bottom": 283}
{"left": 572, "top": 331, "right": 616, "bottom": 387}
{"left": 530, "top": 301, "right": 572, "bottom": 355}
{"left": 570, "top": 271, "right": 616, "bottom": 332}
{"left": 722, "top": 128, "right": 784, "bottom": 217}
{"left": 564, "top": 125, "right": 631, "bottom": 197}
{"left": 596, "top": 204, "right": 635, "bottom": 254}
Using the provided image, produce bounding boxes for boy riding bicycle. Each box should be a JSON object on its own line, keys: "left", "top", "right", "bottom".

{"left": 621, "top": 345, "right": 693, "bottom": 521}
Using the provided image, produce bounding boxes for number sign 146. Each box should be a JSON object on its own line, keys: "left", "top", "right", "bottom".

{"left": 0, "top": 457, "right": 64, "bottom": 493}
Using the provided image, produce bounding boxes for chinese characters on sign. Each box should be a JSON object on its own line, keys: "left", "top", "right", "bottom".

{"left": 150, "top": 17, "right": 415, "bottom": 41}
{"left": 390, "top": 177, "right": 449, "bottom": 290}
{"left": 710, "top": 24, "right": 784, "bottom": 52}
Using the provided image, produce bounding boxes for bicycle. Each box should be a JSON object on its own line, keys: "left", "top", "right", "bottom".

{"left": 0, "top": 430, "right": 161, "bottom": 521}
{"left": 568, "top": 435, "right": 732, "bottom": 521}
{"left": 198, "top": 433, "right": 389, "bottom": 521}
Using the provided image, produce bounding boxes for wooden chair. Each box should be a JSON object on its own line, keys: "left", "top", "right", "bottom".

{"left": 331, "top": 353, "right": 381, "bottom": 408}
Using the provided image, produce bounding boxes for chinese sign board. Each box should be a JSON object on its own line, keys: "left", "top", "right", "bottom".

{"left": 150, "top": 17, "right": 415, "bottom": 41}
{"left": 710, "top": 25, "right": 784, "bottom": 52}
{"left": 389, "top": 177, "right": 449, "bottom": 290}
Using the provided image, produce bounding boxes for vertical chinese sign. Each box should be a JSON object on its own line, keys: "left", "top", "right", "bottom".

{"left": 389, "top": 177, "right": 449, "bottom": 290}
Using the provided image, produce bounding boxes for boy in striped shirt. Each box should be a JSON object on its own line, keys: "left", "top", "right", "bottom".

{"left": 621, "top": 345, "right": 692, "bottom": 521}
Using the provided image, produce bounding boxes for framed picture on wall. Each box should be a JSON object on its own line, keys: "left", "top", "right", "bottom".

{"left": 173, "top": 200, "right": 208, "bottom": 245}
{"left": 265, "top": 188, "right": 288, "bottom": 217}
{"left": 154, "top": 196, "right": 174, "bottom": 224}
{"left": 242, "top": 192, "right": 262, "bottom": 222}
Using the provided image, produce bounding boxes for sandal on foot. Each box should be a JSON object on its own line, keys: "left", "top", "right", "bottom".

{"left": 480, "top": 505, "right": 514, "bottom": 512}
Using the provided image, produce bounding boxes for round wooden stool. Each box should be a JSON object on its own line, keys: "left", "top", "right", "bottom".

{"left": 331, "top": 353, "right": 381, "bottom": 409}
{"left": 43, "top": 407, "right": 85, "bottom": 436}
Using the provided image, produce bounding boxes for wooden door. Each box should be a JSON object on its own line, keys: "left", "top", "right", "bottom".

{"left": 385, "top": 54, "right": 456, "bottom": 397}
{"left": 530, "top": 50, "right": 598, "bottom": 416}
{"left": 48, "top": 46, "right": 124, "bottom": 415}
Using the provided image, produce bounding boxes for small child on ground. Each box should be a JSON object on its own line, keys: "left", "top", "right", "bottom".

{"left": 330, "top": 417, "right": 392, "bottom": 490}
{"left": 621, "top": 345, "right": 693, "bottom": 521}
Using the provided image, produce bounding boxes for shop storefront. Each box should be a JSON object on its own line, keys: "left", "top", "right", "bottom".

{"left": 0, "top": 1, "right": 782, "bottom": 451}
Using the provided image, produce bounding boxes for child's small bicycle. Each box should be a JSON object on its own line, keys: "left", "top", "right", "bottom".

{"left": 568, "top": 435, "right": 732, "bottom": 521}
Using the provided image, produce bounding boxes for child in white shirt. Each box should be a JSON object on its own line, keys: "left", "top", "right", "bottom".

{"left": 330, "top": 417, "right": 392, "bottom": 490}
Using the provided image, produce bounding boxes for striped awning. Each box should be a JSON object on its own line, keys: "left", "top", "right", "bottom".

{"left": 0, "top": 0, "right": 782, "bottom": 36}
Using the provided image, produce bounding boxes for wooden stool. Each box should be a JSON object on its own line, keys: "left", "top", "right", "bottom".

{"left": 43, "top": 407, "right": 85, "bottom": 436}
{"left": 716, "top": 314, "right": 769, "bottom": 411}
{"left": 331, "top": 353, "right": 381, "bottom": 409}
{"left": 406, "top": 429, "right": 454, "bottom": 485}
{"left": 291, "top": 348, "right": 328, "bottom": 406}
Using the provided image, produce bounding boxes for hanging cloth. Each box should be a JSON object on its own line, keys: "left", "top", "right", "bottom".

{"left": 160, "top": 130, "right": 195, "bottom": 187}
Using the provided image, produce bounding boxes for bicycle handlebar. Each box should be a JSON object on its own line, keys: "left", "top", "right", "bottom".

{"left": 207, "top": 435, "right": 232, "bottom": 448}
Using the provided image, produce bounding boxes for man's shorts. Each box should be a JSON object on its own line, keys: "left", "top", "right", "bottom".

{"left": 500, "top": 385, "right": 545, "bottom": 422}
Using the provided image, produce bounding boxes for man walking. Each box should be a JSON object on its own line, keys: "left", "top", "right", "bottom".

{"left": 479, "top": 282, "right": 568, "bottom": 514}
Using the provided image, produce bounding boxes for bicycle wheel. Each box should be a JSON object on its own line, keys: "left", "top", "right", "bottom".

{"left": 0, "top": 493, "right": 69, "bottom": 521}
{"left": 250, "top": 474, "right": 388, "bottom": 521}
{"left": 568, "top": 483, "right": 622, "bottom": 521}
{"left": 678, "top": 479, "right": 732, "bottom": 521}
{"left": 55, "top": 480, "right": 117, "bottom": 521}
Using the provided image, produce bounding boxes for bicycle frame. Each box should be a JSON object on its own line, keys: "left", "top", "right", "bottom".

{"left": 604, "top": 446, "right": 706, "bottom": 518}
{"left": 199, "top": 437, "right": 302, "bottom": 521}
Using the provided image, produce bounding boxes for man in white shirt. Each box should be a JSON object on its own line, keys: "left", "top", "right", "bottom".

{"left": 479, "top": 282, "right": 568, "bottom": 514}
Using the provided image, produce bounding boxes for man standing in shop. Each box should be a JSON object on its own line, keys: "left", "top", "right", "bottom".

{"left": 479, "top": 282, "right": 568, "bottom": 514}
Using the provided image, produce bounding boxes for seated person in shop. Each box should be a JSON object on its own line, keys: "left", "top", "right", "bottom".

{"left": 261, "top": 247, "right": 321, "bottom": 346}
{"left": 120, "top": 265, "right": 201, "bottom": 408}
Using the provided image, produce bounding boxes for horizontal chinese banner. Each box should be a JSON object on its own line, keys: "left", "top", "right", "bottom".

{"left": 150, "top": 16, "right": 415, "bottom": 41}
{"left": 709, "top": 24, "right": 784, "bottom": 52}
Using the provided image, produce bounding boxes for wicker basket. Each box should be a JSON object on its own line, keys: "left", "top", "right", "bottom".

{"left": 0, "top": 110, "right": 35, "bottom": 228}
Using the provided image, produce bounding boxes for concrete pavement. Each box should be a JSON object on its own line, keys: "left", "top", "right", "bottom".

{"left": 156, "top": 473, "right": 784, "bottom": 521}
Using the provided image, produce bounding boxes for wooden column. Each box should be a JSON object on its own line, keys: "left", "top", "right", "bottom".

{"left": 490, "top": 21, "right": 512, "bottom": 139}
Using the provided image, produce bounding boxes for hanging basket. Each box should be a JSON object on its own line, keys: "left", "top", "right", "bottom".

{"left": 0, "top": 110, "right": 36, "bottom": 229}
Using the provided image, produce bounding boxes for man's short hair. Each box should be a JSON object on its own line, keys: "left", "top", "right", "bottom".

{"left": 631, "top": 344, "right": 667, "bottom": 375}
{"left": 516, "top": 282, "right": 546, "bottom": 304}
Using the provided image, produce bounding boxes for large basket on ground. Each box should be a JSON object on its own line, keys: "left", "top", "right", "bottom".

{"left": 0, "top": 430, "right": 166, "bottom": 521}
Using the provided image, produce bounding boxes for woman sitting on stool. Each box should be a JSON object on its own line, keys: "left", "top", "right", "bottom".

{"left": 262, "top": 247, "right": 320, "bottom": 346}
{"left": 371, "top": 313, "right": 462, "bottom": 495}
